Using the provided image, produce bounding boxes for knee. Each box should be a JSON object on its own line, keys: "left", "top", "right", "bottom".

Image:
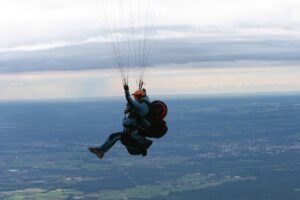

{"left": 123, "top": 118, "right": 137, "bottom": 127}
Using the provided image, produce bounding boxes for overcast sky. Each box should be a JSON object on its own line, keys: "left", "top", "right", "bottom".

{"left": 0, "top": 0, "right": 300, "bottom": 100}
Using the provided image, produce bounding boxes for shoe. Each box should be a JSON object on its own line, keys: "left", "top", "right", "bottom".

{"left": 141, "top": 140, "right": 152, "bottom": 156}
{"left": 141, "top": 148, "right": 147, "bottom": 156}
{"left": 89, "top": 147, "right": 104, "bottom": 159}
{"left": 144, "top": 139, "right": 153, "bottom": 149}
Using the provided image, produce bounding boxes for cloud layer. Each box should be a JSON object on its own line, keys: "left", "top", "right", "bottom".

{"left": 1, "top": 0, "right": 300, "bottom": 49}
{"left": 1, "top": 37, "right": 300, "bottom": 73}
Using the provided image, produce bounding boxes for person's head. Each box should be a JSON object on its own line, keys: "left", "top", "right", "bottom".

{"left": 132, "top": 89, "right": 146, "bottom": 100}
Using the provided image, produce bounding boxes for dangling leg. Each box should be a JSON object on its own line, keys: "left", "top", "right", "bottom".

{"left": 123, "top": 117, "right": 152, "bottom": 155}
{"left": 89, "top": 132, "right": 122, "bottom": 159}
{"left": 99, "top": 132, "right": 122, "bottom": 153}
{"left": 130, "top": 129, "right": 153, "bottom": 157}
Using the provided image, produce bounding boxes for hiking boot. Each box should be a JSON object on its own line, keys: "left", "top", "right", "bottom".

{"left": 141, "top": 140, "right": 152, "bottom": 156}
{"left": 144, "top": 139, "right": 153, "bottom": 149}
{"left": 141, "top": 148, "right": 147, "bottom": 156}
{"left": 89, "top": 147, "right": 104, "bottom": 159}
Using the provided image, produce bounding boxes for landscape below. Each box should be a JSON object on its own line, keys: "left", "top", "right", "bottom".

{"left": 0, "top": 94, "right": 300, "bottom": 199}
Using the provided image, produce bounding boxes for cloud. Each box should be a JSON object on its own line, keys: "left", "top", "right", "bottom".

{"left": 1, "top": 37, "right": 300, "bottom": 73}
{"left": 1, "top": 0, "right": 300, "bottom": 50}
{"left": 0, "top": 0, "right": 97, "bottom": 48}
{"left": 1, "top": 0, "right": 300, "bottom": 73}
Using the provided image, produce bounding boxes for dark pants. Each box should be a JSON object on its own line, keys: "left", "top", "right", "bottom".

{"left": 99, "top": 132, "right": 122, "bottom": 153}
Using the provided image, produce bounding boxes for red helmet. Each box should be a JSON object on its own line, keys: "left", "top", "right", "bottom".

{"left": 132, "top": 90, "right": 146, "bottom": 97}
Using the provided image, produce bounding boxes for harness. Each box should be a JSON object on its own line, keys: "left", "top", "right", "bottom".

{"left": 126, "top": 96, "right": 168, "bottom": 139}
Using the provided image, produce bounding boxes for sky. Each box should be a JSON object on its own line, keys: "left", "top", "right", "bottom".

{"left": 0, "top": 0, "right": 300, "bottom": 100}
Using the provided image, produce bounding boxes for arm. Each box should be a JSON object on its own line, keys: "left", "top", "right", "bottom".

{"left": 124, "top": 84, "right": 149, "bottom": 116}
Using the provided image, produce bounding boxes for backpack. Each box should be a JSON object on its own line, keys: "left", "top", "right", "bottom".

{"left": 141, "top": 100, "right": 168, "bottom": 138}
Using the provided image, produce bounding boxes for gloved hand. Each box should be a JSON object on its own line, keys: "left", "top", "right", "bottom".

{"left": 123, "top": 84, "right": 129, "bottom": 94}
